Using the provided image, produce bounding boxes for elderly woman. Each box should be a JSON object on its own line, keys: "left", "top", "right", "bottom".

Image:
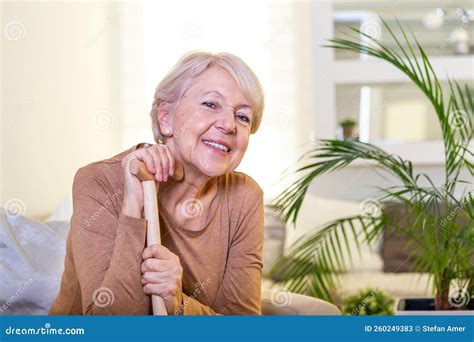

{"left": 49, "top": 51, "right": 265, "bottom": 315}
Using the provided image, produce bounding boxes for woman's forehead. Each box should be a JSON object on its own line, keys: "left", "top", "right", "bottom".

{"left": 203, "top": 90, "right": 224, "bottom": 97}
{"left": 194, "top": 67, "right": 239, "bottom": 91}
{"left": 190, "top": 75, "right": 250, "bottom": 105}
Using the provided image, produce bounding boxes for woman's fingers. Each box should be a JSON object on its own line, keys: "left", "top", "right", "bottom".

{"left": 142, "top": 282, "right": 178, "bottom": 297}
{"left": 126, "top": 144, "right": 175, "bottom": 182}
{"left": 128, "top": 148, "right": 156, "bottom": 175}
{"left": 141, "top": 257, "right": 176, "bottom": 273}
{"left": 163, "top": 145, "right": 175, "bottom": 176}
{"left": 141, "top": 270, "right": 170, "bottom": 285}
{"left": 146, "top": 148, "right": 163, "bottom": 181}
{"left": 155, "top": 145, "right": 169, "bottom": 182}
{"left": 140, "top": 244, "right": 184, "bottom": 313}
{"left": 141, "top": 258, "right": 165, "bottom": 273}
{"left": 145, "top": 144, "right": 174, "bottom": 182}
{"left": 142, "top": 244, "right": 175, "bottom": 261}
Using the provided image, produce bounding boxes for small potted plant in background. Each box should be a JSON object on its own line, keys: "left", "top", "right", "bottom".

{"left": 339, "top": 118, "right": 358, "bottom": 141}
{"left": 342, "top": 288, "right": 394, "bottom": 316}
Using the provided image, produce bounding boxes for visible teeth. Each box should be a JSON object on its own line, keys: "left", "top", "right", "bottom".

{"left": 203, "top": 140, "right": 229, "bottom": 152}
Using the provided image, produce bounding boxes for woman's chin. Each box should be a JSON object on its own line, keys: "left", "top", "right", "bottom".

{"left": 197, "top": 161, "right": 232, "bottom": 177}
{"left": 200, "top": 167, "right": 229, "bottom": 177}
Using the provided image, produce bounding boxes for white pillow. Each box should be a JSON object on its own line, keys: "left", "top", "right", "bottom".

{"left": 0, "top": 209, "right": 70, "bottom": 315}
{"left": 45, "top": 193, "right": 73, "bottom": 222}
{"left": 285, "top": 194, "right": 383, "bottom": 272}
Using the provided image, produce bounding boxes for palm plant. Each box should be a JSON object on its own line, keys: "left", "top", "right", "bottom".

{"left": 270, "top": 17, "right": 473, "bottom": 310}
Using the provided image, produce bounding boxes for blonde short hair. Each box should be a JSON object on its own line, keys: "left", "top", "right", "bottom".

{"left": 149, "top": 51, "right": 264, "bottom": 143}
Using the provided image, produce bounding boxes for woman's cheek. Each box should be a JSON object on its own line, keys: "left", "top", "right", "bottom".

{"left": 236, "top": 135, "right": 250, "bottom": 156}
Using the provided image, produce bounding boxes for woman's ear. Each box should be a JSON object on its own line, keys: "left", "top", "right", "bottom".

{"left": 157, "top": 102, "right": 173, "bottom": 137}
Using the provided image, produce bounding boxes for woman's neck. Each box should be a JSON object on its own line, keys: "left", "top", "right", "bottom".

{"left": 158, "top": 149, "right": 219, "bottom": 206}
{"left": 161, "top": 140, "right": 212, "bottom": 200}
{"left": 157, "top": 141, "right": 220, "bottom": 228}
{"left": 157, "top": 170, "right": 219, "bottom": 230}
{"left": 159, "top": 172, "right": 213, "bottom": 201}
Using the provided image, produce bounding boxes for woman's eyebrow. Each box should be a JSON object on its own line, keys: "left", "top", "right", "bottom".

{"left": 203, "top": 90, "right": 252, "bottom": 110}
{"left": 236, "top": 104, "right": 252, "bottom": 111}
{"left": 203, "top": 90, "right": 224, "bottom": 98}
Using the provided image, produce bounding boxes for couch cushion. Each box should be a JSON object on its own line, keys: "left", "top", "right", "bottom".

{"left": 285, "top": 194, "right": 383, "bottom": 272}
{"left": 0, "top": 209, "right": 69, "bottom": 315}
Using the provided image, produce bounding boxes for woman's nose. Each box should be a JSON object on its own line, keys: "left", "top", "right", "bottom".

{"left": 216, "top": 109, "right": 236, "bottom": 134}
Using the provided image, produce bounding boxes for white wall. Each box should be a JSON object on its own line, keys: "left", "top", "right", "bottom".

{"left": 1, "top": 1, "right": 122, "bottom": 219}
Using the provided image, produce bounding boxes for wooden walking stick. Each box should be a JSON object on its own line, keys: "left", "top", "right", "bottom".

{"left": 130, "top": 159, "right": 184, "bottom": 315}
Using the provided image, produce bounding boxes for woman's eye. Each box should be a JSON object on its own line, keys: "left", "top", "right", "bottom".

{"left": 237, "top": 113, "right": 250, "bottom": 124}
{"left": 202, "top": 101, "right": 217, "bottom": 109}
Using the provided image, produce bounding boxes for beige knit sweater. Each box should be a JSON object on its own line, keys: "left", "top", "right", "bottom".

{"left": 49, "top": 143, "right": 264, "bottom": 315}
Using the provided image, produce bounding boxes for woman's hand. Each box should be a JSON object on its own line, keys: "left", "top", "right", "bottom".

{"left": 141, "top": 244, "right": 184, "bottom": 315}
{"left": 121, "top": 144, "right": 175, "bottom": 218}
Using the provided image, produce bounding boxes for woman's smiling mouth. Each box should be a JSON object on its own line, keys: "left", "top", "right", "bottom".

{"left": 201, "top": 139, "right": 231, "bottom": 154}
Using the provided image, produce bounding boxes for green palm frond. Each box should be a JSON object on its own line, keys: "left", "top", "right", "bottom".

{"left": 445, "top": 80, "right": 474, "bottom": 190}
{"left": 269, "top": 215, "right": 385, "bottom": 301}
{"left": 275, "top": 139, "right": 417, "bottom": 225}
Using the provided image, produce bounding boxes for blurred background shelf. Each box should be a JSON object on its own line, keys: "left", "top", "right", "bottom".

{"left": 333, "top": 55, "right": 474, "bottom": 84}
{"left": 312, "top": 0, "right": 473, "bottom": 165}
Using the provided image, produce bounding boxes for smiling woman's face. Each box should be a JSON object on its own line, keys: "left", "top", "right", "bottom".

{"left": 165, "top": 66, "right": 254, "bottom": 178}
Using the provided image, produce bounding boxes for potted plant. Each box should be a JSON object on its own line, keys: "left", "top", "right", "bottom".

{"left": 270, "top": 17, "right": 473, "bottom": 313}
{"left": 342, "top": 288, "right": 394, "bottom": 316}
{"left": 339, "top": 118, "right": 358, "bottom": 141}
